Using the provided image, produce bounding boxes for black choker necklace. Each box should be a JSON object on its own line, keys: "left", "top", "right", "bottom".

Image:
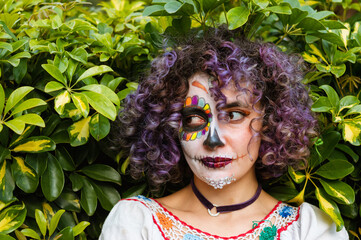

{"left": 191, "top": 178, "right": 262, "bottom": 217}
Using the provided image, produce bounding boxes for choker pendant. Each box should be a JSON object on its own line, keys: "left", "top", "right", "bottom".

{"left": 191, "top": 178, "right": 262, "bottom": 217}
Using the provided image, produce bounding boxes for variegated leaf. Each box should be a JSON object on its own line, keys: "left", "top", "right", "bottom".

{"left": 54, "top": 90, "right": 71, "bottom": 115}
{"left": 11, "top": 136, "right": 56, "bottom": 153}
{"left": 68, "top": 117, "right": 91, "bottom": 147}
{"left": 71, "top": 93, "right": 89, "bottom": 118}
{"left": 0, "top": 204, "right": 26, "bottom": 234}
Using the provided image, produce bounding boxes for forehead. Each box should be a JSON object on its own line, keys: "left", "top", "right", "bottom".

{"left": 187, "top": 72, "right": 253, "bottom": 104}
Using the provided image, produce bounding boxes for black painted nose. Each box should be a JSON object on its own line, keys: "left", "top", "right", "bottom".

{"left": 203, "top": 128, "right": 224, "bottom": 149}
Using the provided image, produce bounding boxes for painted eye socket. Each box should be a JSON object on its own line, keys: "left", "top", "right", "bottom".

{"left": 181, "top": 108, "right": 208, "bottom": 132}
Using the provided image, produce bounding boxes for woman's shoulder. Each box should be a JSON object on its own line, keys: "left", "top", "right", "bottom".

{"left": 280, "top": 202, "right": 349, "bottom": 240}
{"left": 99, "top": 195, "right": 161, "bottom": 240}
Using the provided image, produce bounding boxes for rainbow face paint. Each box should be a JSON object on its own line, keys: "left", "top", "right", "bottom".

{"left": 179, "top": 95, "right": 212, "bottom": 141}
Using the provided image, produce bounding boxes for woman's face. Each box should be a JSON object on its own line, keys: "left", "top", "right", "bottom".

{"left": 180, "top": 72, "right": 263, "bottom": 189}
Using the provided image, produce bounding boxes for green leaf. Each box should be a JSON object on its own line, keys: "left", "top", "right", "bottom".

{"left": 44, "top": 81, "right": 65, "bottom": 93}
{"left": 335, "top": 144, "right": 359, "bottom": 162}
{"left": 264, "top": 5, "right": 291, "bottom": 14}
{"left": 82, "top": 91, "right": 116, "bottom": 120}
{"left": 11, "top": 156, "right": 38, "bottom": 193}
{"left": 11, "top": 136, "right": 56, "bottom": 153}
{"left": 4, "top": 119, "right": 25, "bottom": 135}
{"left": 10, "top": 114, "right": 45, "bottom": 128}
{"left": 164, "top": 1, "right": 183, "bottom": 14}
{"left": 330, "top": 64, "right": 346, "bottom": 78}
{"left": 100, "top": 76, "right": 124, "bottom": 91}
{"left": 49, "top": 209, "right": 65, "bottom": 236}
{"left": 254, "top": 0, "right": 269, "bottom": 9}
{"left": 319, "top": 85, "right": 339, "bottom": 109}
{"left": 80, "top": 178, "right": 97, "bottom": 216}
{"left": 41, "top": 153, "right": 65, "bottom": 201}
{"left": 122, "top": 184, "right": 146, "bottom": 199}
{"left": 0, "top": 204, "right": 26, "bottom": 234}
{"left": 315, "top": 187, "right": 344, "bottom": 231}
{"left": 143, "top": 5, "right": 165, "bottom": 16}
{"left": 91, "top": 182, "right": 121, "bottom": 211}
{"left": 89, "top": 114, "right": 110, "bottom": 141}
{"left": 67, "top": 117, "right": 91, "bottom": 147}
{"left": 55, "top": 226, "right": 74, "bottom": 240}
{"left": 72, "top": 221, "right": 90, "bottom": 236}
{"left": 80, "top": 164, "right": 121, "bottom": 184}
{"left": 71, "top": 93, "right": 89, "bottom": 118}
{"left": 69, "top": 173, "right": 83, "bottom": 192}
{"left": 54, "top": 90, "right": 71, "bottom": 115}
{"left": 42, "top": 64, "right": 67, "bottom": 85}
{"left": 0, "top": 42, "right": 13, "bottom": 52}
{"left": 21, "top": 228, "right": 41, "bottom": 239}
{"left": 0, "top": 84, "right": 4, "bottom": 116}
{"left": 10, "top": 99, "right": 47, "bottom": 117}
{"left": 309, "top": 32, "right": 345, "bottom": 47}
{"left": 338, "top": 96, "right": 359, "bottom": 114}
{"left": 4, "top": 86, "right": 33, "bottom": 116}
{"left": 319, "top": 179, "right": 355, "bottom": 205}
{"left": 79, "top": 84, "right": 119, "bottom": 106}
{"left": 55, "top": 146, "right": 75, "bottom": 171}
{"left": 297, "top": 17, "right": 326, "bottom": 31}
{"left": 345, "top": 105, "right": 361, "bottom": 116}
{"left": 54, "top": 191, "right": 81, "bottom": 212}
{"left": 75, "top": 66, "right": 113, "bottom": 85}
{"left": 67, "top": 48, "right": 88, "bottom": 65}
{"left": 288, "top": 166, "right": 305, "bottom": 184}
{"left": 35, "top": 209, "right": 47, "bottom": 237}
{"left": 311, "top": 96, "right": 332, "bottom": 112}
{"left": 227, "top": 6, "right": 250, "bottom": 30}
{"left": 315, "top": 160, "right": 354, "bottom": 179}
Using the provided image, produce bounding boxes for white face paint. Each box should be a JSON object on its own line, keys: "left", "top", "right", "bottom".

{"left": 180, "top": 72, "right": 262, "bottom": 189}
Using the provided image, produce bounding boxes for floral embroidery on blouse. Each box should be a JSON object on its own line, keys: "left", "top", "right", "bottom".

{"left": 279, "top": 205, "right": 294, "bottom": 218}
{"left": 183, "top": 233, "right": 204, "bottom": 240}
{"left": 127, "top": 196, "right": 300, "bottom": 240}
{"left": 156, "top": 212, "right": 173, "bottom": 230}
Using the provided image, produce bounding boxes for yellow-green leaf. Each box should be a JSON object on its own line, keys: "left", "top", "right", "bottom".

{"left": 309, "top": 44, "right": 328, "bottom": 63}
{"left": 11, "top": 136, "right": 56, "bottom": 153}
{"left": 75, "top": 65, "right": 113, "bottom": 85}
{"left": 10, "top": 99, "right": 47, "bottom": 117}
{"left": 0, "top": 84, "right": 5, "bottom": 116}
{"left": 42, "top": 64, "right": 67, "bottom": 85}
{"left": 44, "top": 81, "right": 65, "bottom": 93}
{"left": 4, "top": 86, "right": 33, "bottom": 116}
{"left": 54, "top": 90, "right": 71, "bottom": 115}
{"left": 342, "top": 121, "right": 361, "bottom": 146}
{"left": 79, "top": 84, "right": 120, "bottom": 106}
{"left": 72, "top": 221, "right": 90, "bottom": 236}
{"left": 4, "top": 119, "right": 25, "bottom": 135}
{"left": 35, "top": 209, "right": 47, "bottom": 237}
{"left": 68, "top": 117, "right": 91, "bottom": 147}
{"left": 21, "top": 228, "right": 41, "bottom": 240}
{"left": 10, "top": 114, "right": 45, "bottom": 128}
{"left": 288, "top": 166, "right": 306, "bottom": 184}
{"left": 0, "top": 204, "right": 26, "bottom": 234}
{"left": 71, "top": 93, "right": 89, "bottom": 118}
{"left": 315, "top": 187, "right": 344, "bottom": 230}
{"left": 302, "top": 52, "right": 320, "bottom": 64}
{"left": 288, "top": 185, "right": 305, "bottom": 205}
{"left": 13, "top": 157, "right": 36, "bottom": 178}
{"left": 319, "top": 179, "right": 355, "bottom": 205}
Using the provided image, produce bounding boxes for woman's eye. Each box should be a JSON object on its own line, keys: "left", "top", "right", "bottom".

{"left": 228, "top": 111, "right": 245, "bottom": 121}
{"left": 184, "top": 115, "right": 206, "bottom": 128}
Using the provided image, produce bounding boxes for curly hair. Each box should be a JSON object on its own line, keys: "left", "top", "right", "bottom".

{"left": 114, "top": 28, "right": 317, "bottom": 191}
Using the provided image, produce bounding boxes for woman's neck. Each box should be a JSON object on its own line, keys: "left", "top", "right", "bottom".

{"left": 192, "top": 171, "right": 260, "bottom": 206}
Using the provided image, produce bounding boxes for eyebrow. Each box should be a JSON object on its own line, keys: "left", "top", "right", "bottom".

{"left": 223, "top": 101, "right": 250, "bottom": 109}
{"left": 192, "top": 81, "right": 208, "bottom": 94}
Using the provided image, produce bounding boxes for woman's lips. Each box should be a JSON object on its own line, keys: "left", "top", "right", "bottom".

{"left": 200, "top": 157, "right": 232, "bottom": 168}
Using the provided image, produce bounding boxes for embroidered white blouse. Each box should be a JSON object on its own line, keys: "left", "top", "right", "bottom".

{"left": 99, "top": 195, "right": 349, "bottom": 240}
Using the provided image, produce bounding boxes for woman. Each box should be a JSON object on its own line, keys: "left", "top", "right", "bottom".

{"left": 100, "top": 29, "right": 349, "bottom": 239}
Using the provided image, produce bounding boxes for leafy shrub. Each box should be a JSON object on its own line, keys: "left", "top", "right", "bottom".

{"left": 0, "top": 0, "right": 360, "bottom": 239}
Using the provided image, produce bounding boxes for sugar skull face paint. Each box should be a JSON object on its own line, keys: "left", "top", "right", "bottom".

{"left": 180, "top": 72, "right": 263, "bottom": 189}
{"left": 179, "top": 95, "right": 212, "bottom": 141}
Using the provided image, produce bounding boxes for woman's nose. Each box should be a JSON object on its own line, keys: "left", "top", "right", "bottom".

{"left": 203, "top": 128, "right": 225, "bottom": 149}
